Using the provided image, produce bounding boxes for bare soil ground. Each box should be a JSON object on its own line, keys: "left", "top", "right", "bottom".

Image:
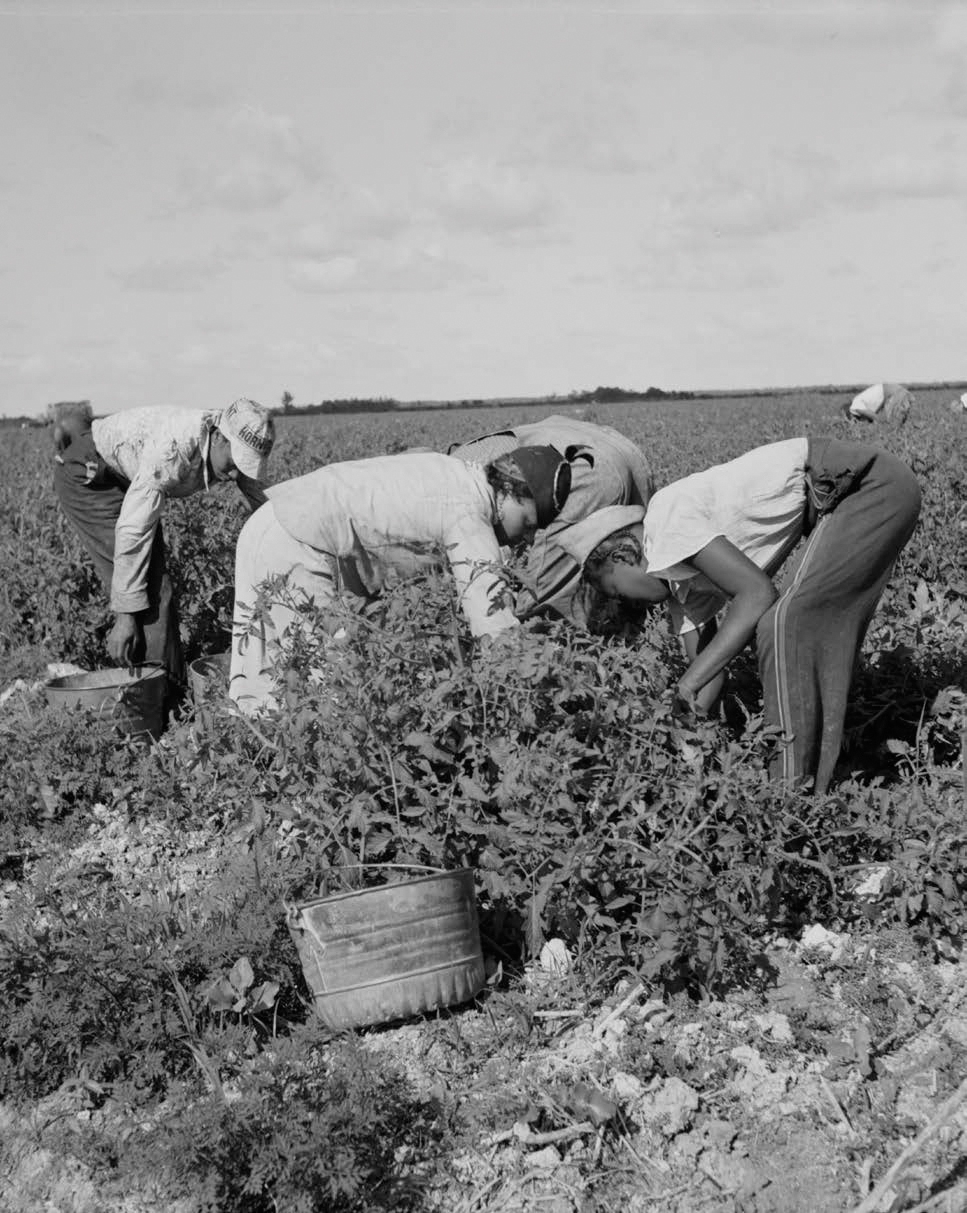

{"left": 3, "top": 797, "right": 967, "bottom": 1213}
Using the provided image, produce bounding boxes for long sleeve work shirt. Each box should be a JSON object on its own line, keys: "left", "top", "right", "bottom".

{"left": 266, "top": 451, "right": 519, "bottom": 638}
{"left": 92, "top": 407, "right": 218, "bottom": 613}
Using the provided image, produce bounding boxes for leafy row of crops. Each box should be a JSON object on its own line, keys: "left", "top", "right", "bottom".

{"left": 2, "top": 389, "right": 966, "bottom": 1209}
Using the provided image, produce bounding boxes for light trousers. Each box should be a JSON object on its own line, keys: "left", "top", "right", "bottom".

{"left": 229, "top": 502, "right": 337, "bottom": 713}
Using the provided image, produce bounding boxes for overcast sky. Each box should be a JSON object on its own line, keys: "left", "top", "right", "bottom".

{"left": 1, "top": 0, "right": 964, "bottom": 417}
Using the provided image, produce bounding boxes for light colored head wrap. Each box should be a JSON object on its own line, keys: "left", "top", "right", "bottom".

{"left": 554, "top": 505, "right": 646, "bottom": 570}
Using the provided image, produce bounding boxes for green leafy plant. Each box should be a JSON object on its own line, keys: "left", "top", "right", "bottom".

{"left": 5, "top": 397, "right": 967, "bottom": 1209}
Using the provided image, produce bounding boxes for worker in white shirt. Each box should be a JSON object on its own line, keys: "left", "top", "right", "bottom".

{"left": 229, "top": 445, "right": 573, "bottom": 714}
{"left": 557, "top": 436, "right": 921, "bottom": 794}
{"left": 53, "top": 398, "right": 275, "bottom": 688}
{"left": 447, "top": 415, "right": 654, "bottom": 623}
{"left": 843, "top": 383, "right": 914, "bottom": 426}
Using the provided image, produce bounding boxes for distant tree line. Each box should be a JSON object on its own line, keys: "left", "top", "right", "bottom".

{"left": 566, "top": 385, "right": 695, "bottom": 404}
{"left": 0, "top": 415, "right": 47, "bottom": 429}
{"left": 0, "top": 400, "right": 88, "bottom": 430}
{"left": 275, "top": 384, "right": 695, "bottom": 417}
{"left": 280, "top": 394, "right": 403, "bottom": 416}
{"left": 12, "top": 379, "right": 965, "bottom": 430}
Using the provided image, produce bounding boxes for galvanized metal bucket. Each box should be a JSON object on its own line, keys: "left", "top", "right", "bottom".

{"left": 285, "top": 865, "right": 486, "bottom": 1030}
{"left": 45, "top": 664, "right": 167, "bottom": 741}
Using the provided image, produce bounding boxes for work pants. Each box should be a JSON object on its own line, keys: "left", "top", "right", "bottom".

{"left": 756, "top": 439, "right": 921, "bottom": 793}
{"left": 53, "top": 431, "right": 185, "bottom": 689}
{"left": 230, "top": 502, "right": 340, "bottom": 714}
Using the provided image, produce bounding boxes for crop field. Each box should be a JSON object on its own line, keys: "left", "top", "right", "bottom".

{"left": 2, "top": 387, "right": 967, "bottom": 1212}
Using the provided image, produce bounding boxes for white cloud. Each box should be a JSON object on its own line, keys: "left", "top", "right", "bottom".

{"left": 176, "top": 104, "right": 326, "bottom": 214}
{"left": 203, "top": 160, "right": 296, "bottom": 212}
{"left": 122, "top": 75, "right": 230, "bottom": 113}
{"left": 175, "top": 335, "right": 337, "bottom": 376}
{"left": 938, "top": 76, "right": 967, "bottom": 118}
{"left": 107, "top": 346, "right": 149, "bottom": 373}
{"left": 0, "top": 351, "right": 49, "bottom": 378}
{"left": 920, "top": 8, "right": 967, "bottom": 117}
{"left": 643, "top": 126, "right": 967, "bottom": 251}
{"left": 644, "top": 7, "right": 930, "bottom": 51}
{"left": 119, "top": 252, "right": 226, "bottom": 292}
{"left": 174, "top": 343, "right": 217, "bottom": 368}
{"left": 835, "top": 148, "right": 967, "bottom": 204}
{"left": 281, "top": 222, "right": 344, "bottom": 261}
{"left": 339, "top": 185, "right": 417, "bottom": 241}
{"left": 287, "top": 241, "right": 475, "bottom": 294}
{"left": 279, "top": 184, "right": 416, "bottom": 256}
{"left": 431, "top": 157, "right": 552, "bottom": 232}
{"left": 657, "top": 145, "right": 833, "bottom": 243}
{"left": 623, "top": 243, "right": 782, "bottom": 293}
{"left": 1, "top": 342, "right": 148, "bottom": 387}
{"left": 228, "top": 105, "right": 305, "bottom": 164}
{"left": 430, "top": 84, "right": 649, "bottom": 178}
{"left": 934, "top": 7, "right": 967, "bottom": 52}
{"left": 288, "top": 255, "right": 360, "bottom": 292}
{"left": 263, "top": 337, "right": 338, "bottom": 366}
{"left": 512, "top": 88, "right": 650, "bottom": 176}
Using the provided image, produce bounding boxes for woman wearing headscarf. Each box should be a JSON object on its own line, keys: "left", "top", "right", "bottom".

{"left": 229, "top": 445, "right": 573, "bottom": 713}
{"left": 447, "top": 415, "right": 654, "bottom": 623}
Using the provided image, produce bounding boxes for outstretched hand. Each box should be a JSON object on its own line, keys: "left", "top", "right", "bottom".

{"left": 107, "top": 614, "right": 142, "bottom": 667}
{"left": 665, "top": 684, "right": 706, "bottom": 726}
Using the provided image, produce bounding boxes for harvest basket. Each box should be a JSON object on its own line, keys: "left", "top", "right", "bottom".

{"left": 285, "top": 864, "right": 486, "bottom": 1030}
{"left": 45, "top": 664, "right": 167, "bottom": 741}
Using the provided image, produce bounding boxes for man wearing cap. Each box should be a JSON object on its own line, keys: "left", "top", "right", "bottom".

{"left": 447, "top": 415, "right": 654, "bottom": 624}
{"left": 229, "top": 445, "right": 571, "bottom": 713}
{"left": 53, "top": 398, "right": 275, "bottom": 687}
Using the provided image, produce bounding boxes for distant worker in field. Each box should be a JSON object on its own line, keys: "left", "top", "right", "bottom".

{"left": 53, "top": 398, "right": 275, "bottom": 689}
{"left": 228, "top": 446, "right": 573, "bottom": 713}
{"left": 557, "top": 436, "right": 921, "bottom": 794}
{"left": 843, "top": 383, "right": 914, "bottom": 426}
{"left": 446, "top": 415, "right": 654, "bottom": 623}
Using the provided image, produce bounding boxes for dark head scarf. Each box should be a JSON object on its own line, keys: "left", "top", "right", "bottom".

{"left": 503, "top": 445, "right": 572, "bottom": 528}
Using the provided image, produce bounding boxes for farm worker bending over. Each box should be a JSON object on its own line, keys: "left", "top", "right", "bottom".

{"left": 53, "top": 398, "right": 275, "bottom": 689}
{"left": 558, "top": 437, "right": 921, "bottom": 794}
{"left": 228, "top": 446, "right": 573, "bottom": 714}
{"left": 447, "top": 415, "right": 654, "bottom": 623}
{"left": 843, "top": 383, "right": 914, "bottom": 426}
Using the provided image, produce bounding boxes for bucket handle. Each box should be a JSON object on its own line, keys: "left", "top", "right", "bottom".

{"left": 283, "top": 900, "right": 329, "bottom": 959}
{"left": 105, "top": 663, "right": 166, "bottom": 716}
{"left": 89, "top": 685, "right": 138, "bottom": 720}
{"left": 94, "top": 662, "right": 166, "bottom": 713}
{"left": 281, "top": 899, "right": 331, "bottom": 993}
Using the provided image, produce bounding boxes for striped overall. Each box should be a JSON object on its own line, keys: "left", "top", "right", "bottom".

{"left": 757, "top": 437, "right": 921, "bottom": 792}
